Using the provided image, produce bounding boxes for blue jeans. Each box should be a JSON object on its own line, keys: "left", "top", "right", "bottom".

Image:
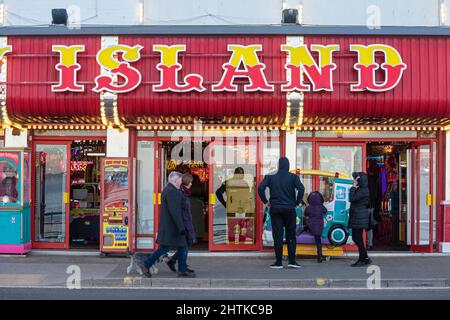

{"left": 144, "top": 245, "right": 189, "bottom": 273}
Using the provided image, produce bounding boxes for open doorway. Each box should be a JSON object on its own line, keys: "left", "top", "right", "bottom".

{"left": 366, "top": 142, "right": 409, "bottom": 251}
{"left": 69, "top": 140, "right": 106, "bottom": 249}
{"left": 161, "top": 141, "right": 210, "bottom": 250}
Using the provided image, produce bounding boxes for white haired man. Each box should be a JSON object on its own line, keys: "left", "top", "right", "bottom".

{"left": 141, "top": 171, "right": 192, "bottom": 277}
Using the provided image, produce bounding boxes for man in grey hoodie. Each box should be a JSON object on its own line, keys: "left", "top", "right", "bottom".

{"left": 258, "top": 157, "right": 305, "bottom": 269}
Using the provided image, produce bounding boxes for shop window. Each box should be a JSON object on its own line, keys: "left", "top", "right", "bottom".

{"left": 261, "top": 139, "right": 280, "bottom": 207}
{"left": 137, "top": 141, "right": 155, "bottom": 237}
{"left": 262, "top": 140, "right": 280, "bottom": 175}
{"left": 296, "top": 142, "right": 313, "bottom": 196}
{"left": 0, "top": 161, "right": 19, "bottom": 204}
{"left": 318, "top": 176, "right": 334, "bottom": 203}
{"left": 212, "top": 142, "right": 257, "bottom": 246}
{"left": 34, "top": 144, "right": 68, "bottom": 243}
{"left": 319, "top": 146, "right": 362, "bottom": 177}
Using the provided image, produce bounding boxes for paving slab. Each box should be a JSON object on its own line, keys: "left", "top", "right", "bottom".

{"left": 1, "top": 254, "right": 450, "bottom": 289}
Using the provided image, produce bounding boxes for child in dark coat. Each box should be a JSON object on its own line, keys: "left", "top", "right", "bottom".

{"left": 305, "top": 192, "right": 327, "bottom": 263}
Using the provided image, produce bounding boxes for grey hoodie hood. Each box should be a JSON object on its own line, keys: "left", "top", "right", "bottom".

{"left": 278, "top": 157, "right": 290, "bottom": 172}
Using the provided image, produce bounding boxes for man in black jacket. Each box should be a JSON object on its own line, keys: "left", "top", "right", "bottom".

{"left": 141, "top": 171, "right": 191, "bottom": 278}
{"left": 258, "top": 157, "right": 305, "bottom": 269}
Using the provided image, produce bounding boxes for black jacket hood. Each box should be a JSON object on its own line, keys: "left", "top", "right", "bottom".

{"left": 278, "top": 157, "right": 290, "bottom": 172}
{"left": 352, "top": 172, "right": 369, "bottom": 188}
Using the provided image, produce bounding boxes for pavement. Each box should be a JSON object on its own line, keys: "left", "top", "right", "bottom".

{"left": 1, "top": 252, "right": 450, "bottom": 290}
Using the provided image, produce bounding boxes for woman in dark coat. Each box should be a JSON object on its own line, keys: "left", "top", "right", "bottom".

{"left": 305, "top": 192, "right": 327, "bottom": 263}
{"left": 349, "top": 172, "right": 372, "bottom": 267}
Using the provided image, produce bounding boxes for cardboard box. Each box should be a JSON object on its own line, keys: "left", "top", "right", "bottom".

{"left": 226, "top": 185, "right": 255, "bottom": 214}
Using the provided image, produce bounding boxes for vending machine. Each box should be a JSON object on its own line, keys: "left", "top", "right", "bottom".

{"left": 0, "top": 147, "right": 32, "bottom": 254}
{"left": 100, "top": 157, "right": 136, "bottom": 254}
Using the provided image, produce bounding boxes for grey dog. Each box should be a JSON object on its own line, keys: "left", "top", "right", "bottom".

{"left": 127, "top": 252, "right": 171, "bottom": 275}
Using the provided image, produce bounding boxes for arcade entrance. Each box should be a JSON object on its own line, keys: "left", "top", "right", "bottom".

{"left": 160, "top": 141, "right": 210, "bottom": 250}
{"left": 134, "top": 134, "right": 279, "bottom": 252}
{"left": 366, "top": 142, "right": 437, "bottom": 252}
{"left": 32, "top": 139, "right": 106, "bottom": 249}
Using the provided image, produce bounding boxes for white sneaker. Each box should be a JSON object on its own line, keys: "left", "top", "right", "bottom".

{"left": 287, "top": 263, "right": 302, "bottom": 269}
{"left": 269, "top": 263, "right": 283, "bottom": 269}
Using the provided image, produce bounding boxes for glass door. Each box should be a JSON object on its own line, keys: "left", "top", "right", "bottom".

{"left": 410, "top": 142, "right": 436, "bottom": 252}
{"left": 209, "top": 138, "right": 259, "bottom": 250}
{"left": 33, "top": 142, "right": 71, "bottom": 248}
{"left": 136, "top": 140, "right": 156, "bottom": 250}
{"left": 317, "top": 143, "right": 365, "bottom": 177}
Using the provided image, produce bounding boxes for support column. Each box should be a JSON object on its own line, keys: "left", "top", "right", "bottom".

{"left": 4, "top": 128, "right": 28, "bottom": 148}
{"left": 285, "top": 129, "right": 297, "bottom": 170}
{"left": 106, "top": 128, "right": 129, "bottom": 157}
{"left": 441, "top": 129, "right": 450, "bottom": 252}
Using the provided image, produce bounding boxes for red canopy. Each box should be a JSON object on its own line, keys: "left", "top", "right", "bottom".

{"left": 4, "top": 35, "right": 450, "bottom": 123}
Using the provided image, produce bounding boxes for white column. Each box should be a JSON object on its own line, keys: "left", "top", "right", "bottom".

{"left": 4, "top": 128, "right": 28, "bottom": 148}
{"left": 106, "top": 128, "right": 129, "bottom": 157}
{"left": 285, "top": 129, "right": 297, "bottom": 170}
{"left": 440, "top": 130, "right": 450, "bottom": 252}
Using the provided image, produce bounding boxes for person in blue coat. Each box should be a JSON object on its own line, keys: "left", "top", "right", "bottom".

{"left": 258, "top": 157, "right": 305, "bottom": 269}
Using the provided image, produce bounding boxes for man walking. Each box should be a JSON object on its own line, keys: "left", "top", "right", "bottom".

{"left": 141, "top": 171, "right": 193, "bottom": 278}
{"left": 258, "top": 157, "right": 305, "bottom": 269}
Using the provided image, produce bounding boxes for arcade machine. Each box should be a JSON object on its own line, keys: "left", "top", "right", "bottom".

{"left": 0, "top": 148, "right": 32, "bottom": 254}
{"left": 100, "top": 157, "right": 136, "bottom": 255}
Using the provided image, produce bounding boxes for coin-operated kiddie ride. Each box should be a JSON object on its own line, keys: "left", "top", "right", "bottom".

{"left": 100, "top": 158, "right": 136, "bottom": 255}
{"left": 263, "top": 169, "right": 353, "bottom": 257}
{"left": 0, "top": 148, "right": 32, "bottom": 254}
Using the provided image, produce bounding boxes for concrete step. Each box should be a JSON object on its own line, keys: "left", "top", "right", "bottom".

{"left": 81, "top": 277, "right": 450, "bottom": 289}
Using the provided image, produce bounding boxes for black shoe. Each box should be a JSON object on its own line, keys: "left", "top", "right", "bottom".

{"left": 287, "top": 262, "right": 302, "bottom": 269}
{"left": 364, "top": 258, "right": 372, "bottom": 265}
{"left": 317, "top": 256, "right": 326, "bottom": 263}
{"left": 186, "top": 267, "right": 195, "bottom": 273}
{"left": 166, "top": 259, "right": 177, "bottom": 273}
{"left": 178, "top": 271, "right": 196, "bottom": 278}
{"left": 351, "top": 260, "right": 367, "bottom": 267}
{"left": 141, "top": 266, "right": 152, "bottom": 278}
{"left": 269, "top": 262, "right": 283, "bottom": 269}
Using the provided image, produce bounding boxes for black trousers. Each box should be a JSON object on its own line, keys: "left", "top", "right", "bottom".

{"left": 270, "top": 207, "right": 297, "bottom": 264}
{"left": 352, "top": 228, "right": 369, "bottom": 261}
{"left": 314, "top": 235, "right": 323, "bottom": 257}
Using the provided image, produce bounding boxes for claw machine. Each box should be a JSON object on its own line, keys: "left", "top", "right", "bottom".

{"left": 0, "top": 147, "right": 32, "bottom": 254}
{"left": 100, "top": 157, "right": 136, "bottom": 254}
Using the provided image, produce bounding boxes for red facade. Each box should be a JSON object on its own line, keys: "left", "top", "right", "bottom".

{"left": 118, "top": 36, "right": 286, "bottom": 119}
{"left": 6, "top": 36, "right": 101, "bottom": 117}
{"left": 303, "top": 36, "right": 450, "bottom": 118}
{"left": 3, "top": 35, "right": 450, "bottom": 119}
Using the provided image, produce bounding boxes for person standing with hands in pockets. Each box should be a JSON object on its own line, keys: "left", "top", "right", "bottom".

{"left": 348, "top": 172, "right": 372, "bottom": 267}
{"left": 258, "top": 157, "right": 305, "bottom": 269}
